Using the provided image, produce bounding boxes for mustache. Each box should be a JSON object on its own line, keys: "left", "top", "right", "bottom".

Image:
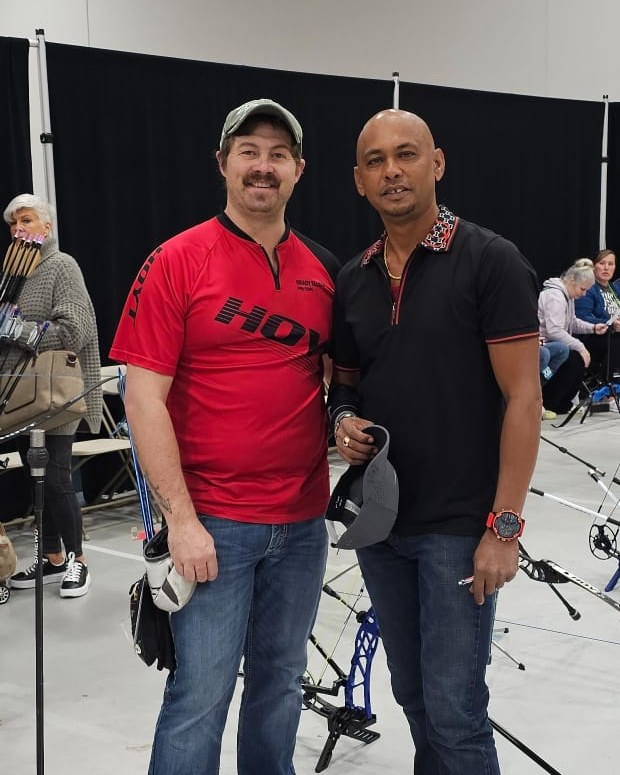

{"left": 244, "top": 173, "right": 279, "bottom": 187}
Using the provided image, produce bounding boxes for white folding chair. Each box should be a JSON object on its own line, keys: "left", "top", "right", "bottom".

{"left": 72, "top": 365, "right": 137, "bottom": 513}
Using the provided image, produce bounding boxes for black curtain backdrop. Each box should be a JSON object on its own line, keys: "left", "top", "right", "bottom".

{"left": 0, "top": 40, "right": 596, "bottom": 362}
{"left": 0, "top": 38, "right": 33, "bottom": 517}
{"left": 606, "top": 103, "right": 620, "bottom": 257}
{"left": 398, "top": 82, "right": 603, "bottom": 278}
{"left": 0, "top": 38, "right": 609, "bottom": 513}
{"left": 0, "top": 37, "right": 32, "bottom": 216}
{"left": 45, "top": 44, "right": 390, "bottom": 359}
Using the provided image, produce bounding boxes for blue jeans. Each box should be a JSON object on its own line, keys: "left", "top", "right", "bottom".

{"left": 357, "top": 533, "right": 500, "bottom": 775}
{"left": 540, "top": 342, "right": 569, "bottom": 382}
{"left": 149, "top": 515, "right": 328, "bottom": 775}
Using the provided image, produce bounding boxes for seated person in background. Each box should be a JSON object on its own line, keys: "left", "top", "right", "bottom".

{"left": 574, "top": 248, "right": 620, "bottom": 379}
{"left": 539, "top": 340, "right": 569, "bottom": 420}
{"left": 538, "top": 258, "right": 607, "bottom": 413}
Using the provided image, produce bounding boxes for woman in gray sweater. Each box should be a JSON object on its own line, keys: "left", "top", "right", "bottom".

{"left": 2, "top": 194, "right": 102, "bottom": 597}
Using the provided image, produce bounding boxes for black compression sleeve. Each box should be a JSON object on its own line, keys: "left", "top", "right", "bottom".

{"left": 326, "top": 383, "right": 360, "bottom": 432}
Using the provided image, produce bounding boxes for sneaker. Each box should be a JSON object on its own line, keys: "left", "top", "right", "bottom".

{"left": 541, "top": 408, "right": 557, "bottom": 421}
{"left": 541, "top": 366, "right": 553, "bottom": 382}
{"left": 59, "top": 552, "right": 91, "bottom": 598}
{"left": 10, "top": 556, "right": 67, "bottom": 589}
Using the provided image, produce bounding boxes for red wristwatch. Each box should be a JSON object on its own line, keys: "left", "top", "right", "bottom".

{"left": 486, "top": 510, "right": 524, "bottom": 541}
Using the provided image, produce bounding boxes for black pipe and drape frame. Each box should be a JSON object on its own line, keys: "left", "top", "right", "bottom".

{"left": 1, "top": 35, "right": 611, "bottom": 354}
{"left": 0, "top": 34, "right": 618, "bottom": 510}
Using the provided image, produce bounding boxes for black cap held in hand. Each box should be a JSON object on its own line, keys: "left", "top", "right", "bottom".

{"left": 326, "top": 425, "right": 399, "bottom": 550}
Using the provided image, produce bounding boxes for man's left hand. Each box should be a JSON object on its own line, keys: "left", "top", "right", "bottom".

{"left": 469, "top": 531, "right": 519, "bottom": 605}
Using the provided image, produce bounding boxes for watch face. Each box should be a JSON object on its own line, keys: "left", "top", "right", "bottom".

{"left": 495, "top": 512, "right": 521, "bottom": 539}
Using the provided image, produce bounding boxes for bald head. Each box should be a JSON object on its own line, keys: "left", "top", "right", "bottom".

{"left": 356, "top": 110, "right": 436, "bottom": 164}
{"left": 353, "top": 109, "right": 445, "bottom": 228}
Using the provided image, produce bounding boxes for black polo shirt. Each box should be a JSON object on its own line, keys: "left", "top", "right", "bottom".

{"left": 332, "top": 206, "right": 539, "bottom": 536}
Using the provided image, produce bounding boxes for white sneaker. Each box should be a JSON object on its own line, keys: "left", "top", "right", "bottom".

{"left": 59, "top": 552, "right": 91, "bottom": 598}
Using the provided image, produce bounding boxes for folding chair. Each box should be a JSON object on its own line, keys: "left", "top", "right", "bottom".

{"left": 73, "top": 365, "right": 138, "bottom": 513}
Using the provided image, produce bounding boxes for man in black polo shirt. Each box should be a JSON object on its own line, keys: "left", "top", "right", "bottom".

{"left": 327, "top": 109, "right": 541, "bottom": 774}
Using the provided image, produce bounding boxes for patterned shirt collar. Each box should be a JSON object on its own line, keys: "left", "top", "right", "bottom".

{"left": 360, "top": 204, "right": 459, "bottom": 266}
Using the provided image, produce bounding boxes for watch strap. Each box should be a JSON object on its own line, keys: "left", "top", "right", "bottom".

{"left": 486, "top": 510, "right": 525, "bottom": 541}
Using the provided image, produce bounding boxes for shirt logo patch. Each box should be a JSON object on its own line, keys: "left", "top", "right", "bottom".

{"left": 296, "top": 279, "right": 326, "bottom": 292}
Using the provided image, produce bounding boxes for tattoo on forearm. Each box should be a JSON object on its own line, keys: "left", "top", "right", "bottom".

{"left": 134, "top": 440, "right": 173, "bottom": 514}
{"left": 143, "top": 471, "right": 172, "bottom": 514}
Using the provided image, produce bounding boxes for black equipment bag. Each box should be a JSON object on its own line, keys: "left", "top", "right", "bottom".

{"left": 129, "top": 573, "right": 175, "bottom": 672}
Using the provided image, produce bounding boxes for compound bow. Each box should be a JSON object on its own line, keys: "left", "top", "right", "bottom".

{"left": 303, "top": 561, "right": 564, "bottom": 774}
{"left": 302, "top": 567, "right": 380, "bottom": 772}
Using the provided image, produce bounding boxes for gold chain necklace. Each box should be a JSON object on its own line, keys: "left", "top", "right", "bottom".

{"left": 384, "top": 238, "right": 402, "bottom": 282}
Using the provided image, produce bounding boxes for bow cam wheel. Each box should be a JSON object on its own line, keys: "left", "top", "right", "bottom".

{"left": 589, "top": 523, "right": 617, "bottom": 560}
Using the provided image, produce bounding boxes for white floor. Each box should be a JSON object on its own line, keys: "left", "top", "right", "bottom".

{"left": 2, "top": 410, "right": 620, "bottom": 774}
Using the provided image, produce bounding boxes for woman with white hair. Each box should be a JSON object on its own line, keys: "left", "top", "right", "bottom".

{"left": 538, "top": 258, "right": 608, "bottom": 413}
{"left": 2, "top": 193, "right": 102, "bottom": 598}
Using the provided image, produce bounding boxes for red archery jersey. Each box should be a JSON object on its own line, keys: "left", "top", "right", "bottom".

{"left": 110, "top": 214, "right": 339, "bottom": 523}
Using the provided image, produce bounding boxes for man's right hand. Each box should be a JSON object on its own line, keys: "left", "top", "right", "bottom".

{"left": 168, "top": 517, "right": 218, "bottom": 583}
{"left": 335, "top": 416, "right": 377, "bottom": 464}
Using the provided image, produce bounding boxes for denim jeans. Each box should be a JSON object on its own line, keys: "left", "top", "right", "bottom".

{"left": 540, "top": 341, "right": 570, "bottom": 382}
{"left": 357, "top": 533, "right": 500, "bottom": 775}
{"left": 149, "top": 515, "right": 328, "bottom": 775}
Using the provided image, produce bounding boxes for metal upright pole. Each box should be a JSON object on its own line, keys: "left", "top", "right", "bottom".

{"left": 28, "top": 428, "right": 49, "bottom": 775}
{"left": 599, "top": 94, "right": 609, "bottom": 249}
{"left": 35, "top": 29, "right": 58, "bottom": 240}
{"left": 392, "top": 71, "right": 400, "bottom": 109}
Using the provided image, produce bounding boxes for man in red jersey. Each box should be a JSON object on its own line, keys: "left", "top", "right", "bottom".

{"left": 110, "top": 99, "right": 339, "bottom": 775}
